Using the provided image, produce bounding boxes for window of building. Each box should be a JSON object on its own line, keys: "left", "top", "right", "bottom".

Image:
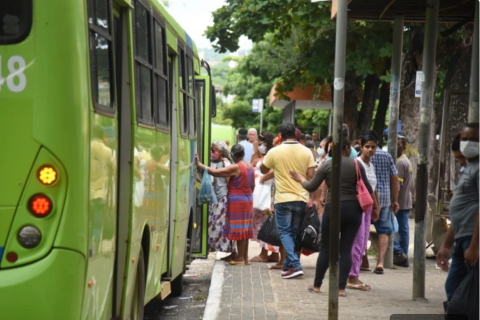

{"left": 88, "top": 0, "right": 114, "bottom": 113}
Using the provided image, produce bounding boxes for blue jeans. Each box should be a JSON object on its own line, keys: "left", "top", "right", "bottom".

{"left": 394, "top": 209, "right": 410, "bottom": 257}
{"left": 374, "top": 207, "right": 394, "bottom": 235}
{"left": 445, "top": 236, "right": 477, "bottom": 301}
{"left": 274, "top": 201, "right": 306, "bottom": 269}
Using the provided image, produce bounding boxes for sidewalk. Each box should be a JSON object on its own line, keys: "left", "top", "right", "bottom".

{"left": 204, "top": 219, "right": 448, "bottom": 320}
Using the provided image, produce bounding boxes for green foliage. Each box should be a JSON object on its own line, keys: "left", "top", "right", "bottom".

{"left": 211, "top": 63, "right": 231, "bottom": 87}
{"left": 213, "top": 96, "right": 233, "bottom": 126}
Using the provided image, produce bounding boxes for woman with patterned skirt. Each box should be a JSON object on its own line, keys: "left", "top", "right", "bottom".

{"left": 196, "top": 143, "right": 255, "bottom": 265}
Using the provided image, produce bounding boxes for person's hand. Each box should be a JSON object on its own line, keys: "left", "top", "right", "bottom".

{"left": 259, "top": 176, "right": 265, "bottom": 184}
{"left": 371, "top": 207, "right": 380, "bottom": 223}
{"left": 195, "top": 152, "right": 203, "bottom": 169}
{"left": 319, "top": 196, "right": 326, "bottom": 207}
{"left": 436, "top": 245, "right": 451, "bottom": 272}
{"left": 391, "top": 201, "right": 400, "bottom": 213}
{"left": 289, "top": 170, "right": 305, "bottom": 184}
{"left": 313, "top": 200, "right": 322, "bottom": 212}
{"left": 465, "top": 245, "right": 479, "bottom": 267}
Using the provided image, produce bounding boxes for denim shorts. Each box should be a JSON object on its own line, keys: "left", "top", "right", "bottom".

{"left": 374, "top": 207, "right": 393, "bottom": 235}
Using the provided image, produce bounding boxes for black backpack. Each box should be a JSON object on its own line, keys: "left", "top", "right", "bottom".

{"left": 297, "top": 206, "right": 322, "bottom": 252}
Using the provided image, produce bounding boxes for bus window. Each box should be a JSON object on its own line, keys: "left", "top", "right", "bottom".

{"left": 0, "top": 0, "right": 32, "bottom": 45}
{"left": 154, "top": 20, "right": 168, "bottom": 129}
{"left": 187, "top": 56, "right": 196, "bottom": 137}
{"left": 178, "top": 47, "right": 188, "bottom": 136}
{"left": 133, "top": 1, "right": 153, "bottom": 125}
{"left": 88, "top": 0, "right": 114, "bottom": 113}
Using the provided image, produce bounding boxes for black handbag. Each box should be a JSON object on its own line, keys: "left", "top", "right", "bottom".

{"left": 257, "top": 214, "right": 282, "bottom": 247}
{"left": 297, "top": 206, "right": 321, "bottom": 252}
{"left": 446, "top": 264, "right": 479, "bottom": 319}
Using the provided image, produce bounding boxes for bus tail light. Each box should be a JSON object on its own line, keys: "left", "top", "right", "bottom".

{"left": 17, "top": 226, "right": 42, "bottom": 248}
{"left": 38, "top": 166, "right": 57, "bottom": 185}
{"left": 6, "top": 252, "right": 18, "bottom": 263}
{"left": 29, "top": 195, "right": 52, "bottom": 217}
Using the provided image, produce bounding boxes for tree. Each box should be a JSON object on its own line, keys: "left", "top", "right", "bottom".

{"left": 205, "top": 0, "right": 394, "bottom": 137}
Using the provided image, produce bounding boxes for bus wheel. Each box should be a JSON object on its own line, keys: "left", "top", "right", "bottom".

{"left": 131, "top": 248, "right": 145, "bottom": 320}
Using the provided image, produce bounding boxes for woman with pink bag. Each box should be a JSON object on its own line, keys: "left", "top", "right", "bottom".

{"left": 289, "top": 137, "right": 374, "bottom": 297}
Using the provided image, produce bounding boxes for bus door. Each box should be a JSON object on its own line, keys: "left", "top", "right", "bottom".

{"left": 167, "top": 55, "right": 177, "bottom": 276}
{"left": 112, "top": 5, "right": 133, "bottom": 318}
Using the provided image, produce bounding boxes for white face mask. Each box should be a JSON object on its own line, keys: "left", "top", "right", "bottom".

{"left": 259, "top": 145, "right": 267, "bottom": 155}
{"left": 460, "top": 140, "right": 479, "bottom": 158}
{"left": 318, "top": 148, "right": 325, "bottom": 157}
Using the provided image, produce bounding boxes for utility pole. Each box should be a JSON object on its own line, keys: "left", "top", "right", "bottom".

{"left": 413, "top": 0, "right": 439, "bottom": 301}
{"left": 385, "top": 15, "right": 404, "bottom": 269}
{"left": 329, "top": 0, "right": 348, "bottom": 318}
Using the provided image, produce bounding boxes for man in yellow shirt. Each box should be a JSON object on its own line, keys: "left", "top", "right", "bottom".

{"left": 261, "top": 122, "right": 316, "bottom": 279}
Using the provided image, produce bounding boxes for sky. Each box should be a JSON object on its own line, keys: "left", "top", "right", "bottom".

{"left": 165, "top": 0, "right": 252, "bottom": 51}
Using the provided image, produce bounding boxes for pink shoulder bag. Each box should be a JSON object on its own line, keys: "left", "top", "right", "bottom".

{"left": 354, "top": 159, "right": 373, "bottom": 212}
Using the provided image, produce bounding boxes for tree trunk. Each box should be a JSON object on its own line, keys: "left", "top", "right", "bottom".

{"left": 372, "top": 80, "right": 390, "bottom": 147}
{"left": 399, "top": 25, "right": 424, "bottom": 210}
{"left": 356, "top": 74, "right": 380, "bottom": 138}
{"left": 343, "top": 77, "right": 362, "bottom": 139}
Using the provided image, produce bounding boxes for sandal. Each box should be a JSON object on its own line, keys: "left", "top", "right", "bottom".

{"left": 346, "top": 283, "right": 371, "bottom": 291}
{"left": 308, "top": 286, "right": 321, "bottom": 294}
{"left": 338, "top": 291, "right": 347, "bottom": 297}
{"left": 227, "top": 261, "right": 245, "bottom": 266}
{"left": 374, "top": 266, "right": 384, "bottom": 274}
{"left": 249, "top": 255, "right": 269, "bottom": 263}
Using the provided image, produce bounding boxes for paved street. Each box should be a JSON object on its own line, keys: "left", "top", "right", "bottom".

{"left": 204, "top": 219, "right": 449, "bottom": 320}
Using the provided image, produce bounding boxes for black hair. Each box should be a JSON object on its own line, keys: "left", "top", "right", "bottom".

{"left": 279, "top": 122, "right": 296, "bottom": 140}
{"left": 362, "top": 130, "right": 379, "bottom": 142}
{"left": 230, "top": 143, "right": 245, "bottom": 160}
{"left": 360, "top": 135, "right": 378, "bottom": 147}
{"left": 305, "top": 134, "right": 312, "bottom": 141}
{"left": 398, "top": 135, "right": 407, "bottom": 148}
{"left": 325, "top": 136, "right": 351, "bottom": 157}
{"left": 305, "top": 140, "right": 314, "bottom": 149}
{"left": 452, "top": 133, "right": 461, "bottom": 152}
{"left": 466, "top": 122, "right": 479, "bottom": 129}
{"left": 342, "top": 124, "right": 350, "bottom": 138}
{"left": 300, "top": 133, "right": 306, "bottom": 140}
{"left": 259, "top": 131, "right": 275, "bottom": 151}
{"left": 238, "top": 128, "right": 248, "bottom": 141}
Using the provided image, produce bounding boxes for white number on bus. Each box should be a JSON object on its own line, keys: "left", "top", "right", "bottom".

{"left": 0, "top": 55, "right": 27, "bottom": 92}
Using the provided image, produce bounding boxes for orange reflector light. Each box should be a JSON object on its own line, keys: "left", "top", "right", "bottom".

{"left": 29, "top": 195, "right": 52, "bottom": 217}
{"left": 6, "top": 252, "right": 18, "bottom": 263}
{"left": 38, "top": 166, "right": 57, "bottom": 185}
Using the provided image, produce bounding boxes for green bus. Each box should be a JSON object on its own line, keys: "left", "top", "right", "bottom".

{"left": 0, "top": 0, "right": 215, "bottom": 319}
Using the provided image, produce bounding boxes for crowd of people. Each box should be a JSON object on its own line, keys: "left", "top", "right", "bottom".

{"left": 195, "top": 122, "right": 479, "bottom": 303}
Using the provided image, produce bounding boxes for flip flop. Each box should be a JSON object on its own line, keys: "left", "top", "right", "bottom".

{"left": 346, "top": 283, "right": 371, "bottom": 291}
{"left": 227, "top": 261, "right": 245, "bottom": 266}
{"left": 338, "top": 291, "right": 347, "bottom": 297}
{"left": 374, "top": 266, "right": 384, "bottom": 274}
{"left": 308, "top": 286, "right": 321, "bottom": 294}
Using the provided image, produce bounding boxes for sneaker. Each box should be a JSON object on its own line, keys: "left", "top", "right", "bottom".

{"left": 282, "top": 267, "right": 304, "bottom": 279}
{"left": 393, "top": 253, "right": 407, "bottom": 266}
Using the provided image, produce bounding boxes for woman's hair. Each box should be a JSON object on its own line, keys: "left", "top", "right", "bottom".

{"left": 212, "top": 140, "right": 229, "bottom": 158}
{"left": 360, "top": 135, "right": 378, "bottom": 147}
{"left": 325, "top": 136, "right": 350, "bottom": 157}
{"left": 259, "top": 131, "right": 275, "bottom": 151}
{"left": 230, "top": 143, "right": 245, "bottom": 160}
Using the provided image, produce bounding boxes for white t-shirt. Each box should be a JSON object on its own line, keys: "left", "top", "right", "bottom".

{"left": 357, "top": 157, "right": 377, "bottom": 192}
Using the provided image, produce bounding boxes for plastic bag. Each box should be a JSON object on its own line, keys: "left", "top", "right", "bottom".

{"left": 447, "top": 265, "right": 479, "bottom": 319}
{"left": 197, "top": 170, "right": 218, "bottom": 205}
{"left": 257, "top": 214, "right": 282, "bottom": 247}
{"left": 253, "top": 177, "right": 271, "bottom": 211}
{"left": 297, "top": 206, "right": 321, "bottom": 252}
{"left": 393, "top": 215, "right": 399, "bottom": 233}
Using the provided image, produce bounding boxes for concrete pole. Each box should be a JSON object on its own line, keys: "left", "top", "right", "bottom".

{"left": 329, "top": 0, "right": 347, "bottom": 318}
{"left": 385, "top": 15, "right": 404, "bottom": 269}
{"left": 413, "top": 0, "right": 439, "bottom": 301}
{"left": 469, "top": 3, "right": 479, "bottom": 123}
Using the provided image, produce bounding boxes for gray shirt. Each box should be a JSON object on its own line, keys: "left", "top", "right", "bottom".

{"left": 396, "top": 155, "right": 413, "bottom": 210}
{"left": 449, "top": 159, "right": 479, "bottom": 240}
{"left": 211, "top": 160, "right": 230, "bottom": 199}
{"left": 302, "top": 157, "right": 373, "bottom": 203}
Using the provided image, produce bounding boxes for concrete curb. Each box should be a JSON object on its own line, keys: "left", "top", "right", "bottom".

{"left": 202, "top": 253, "right": 225, "bottom": 320}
